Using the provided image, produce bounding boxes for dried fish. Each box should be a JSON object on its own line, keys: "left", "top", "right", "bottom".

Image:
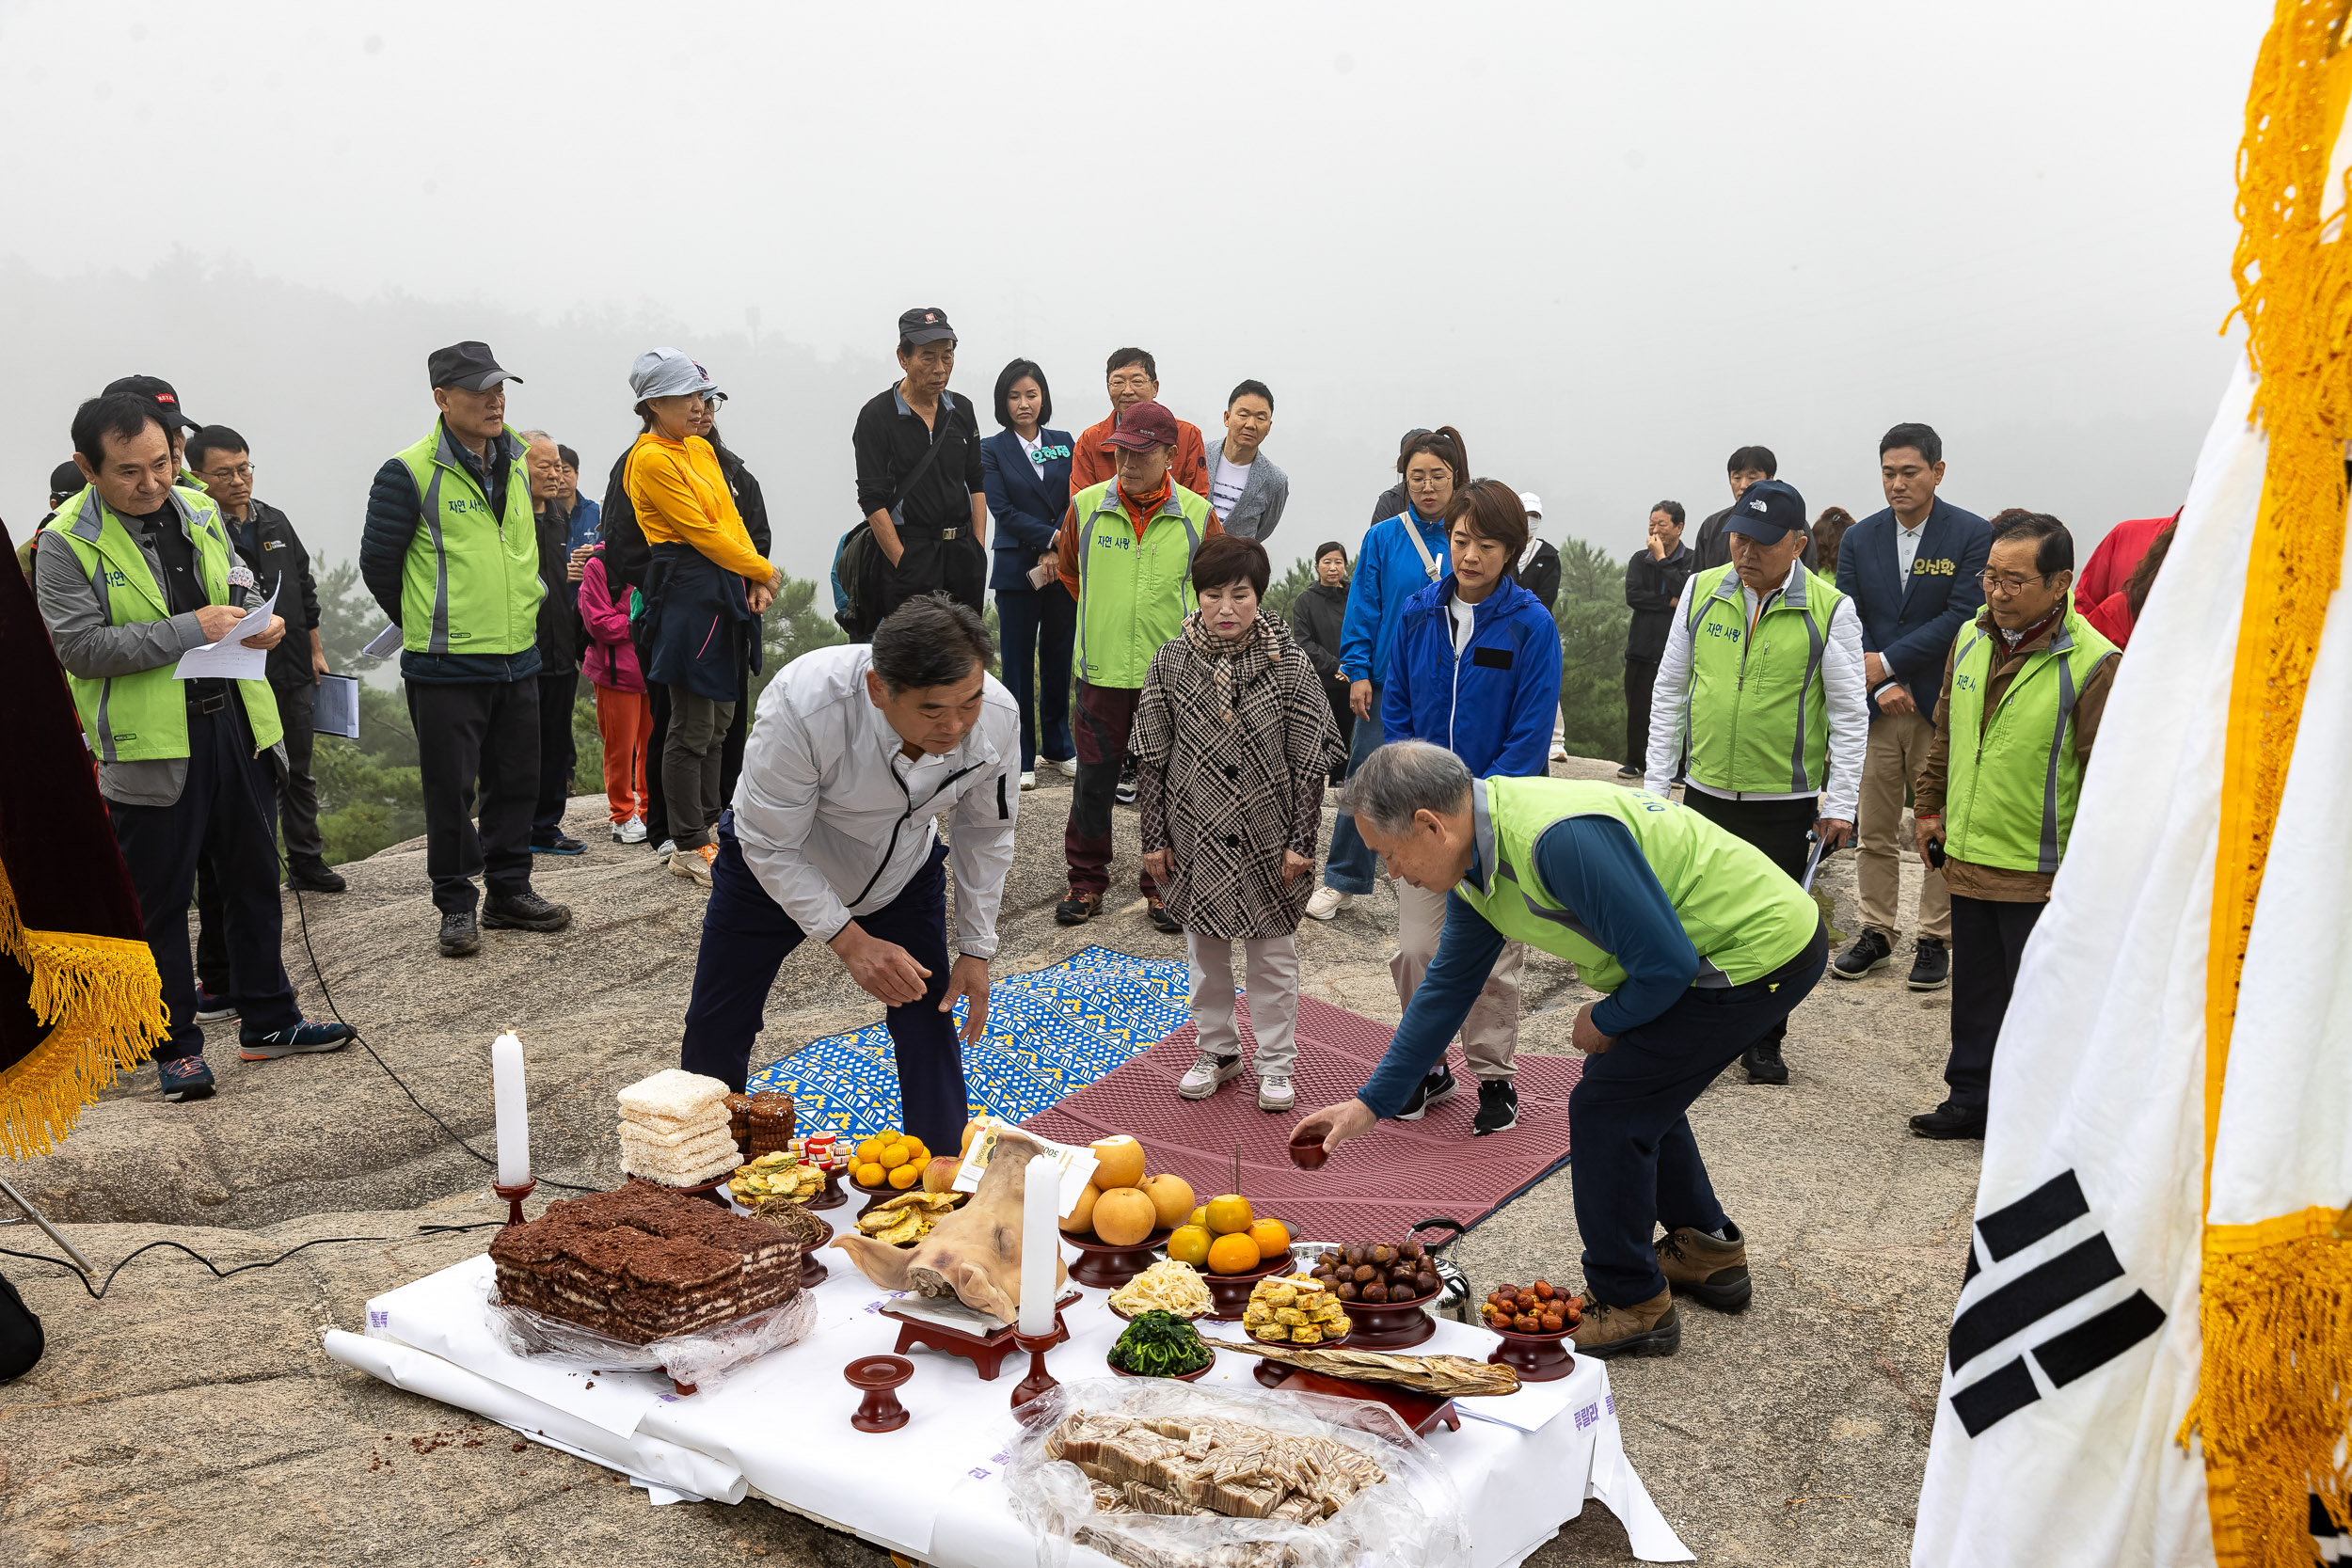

{"left": 1200, "top": 1336, "right": 1521, "bottom": 1398}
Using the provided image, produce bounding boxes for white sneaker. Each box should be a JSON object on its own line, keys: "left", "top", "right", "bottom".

{"left": 1257, "top": 1073, "right": 1295, "bottom": 1113}
{"left": 1177, "top": 1052, "right": 1244, "bottom": 1101}
{"left": 1549, "top": 743, "right": 1569, "bottom": 763}
{"left": 615, "top": 816, "right": 648, "bottom": 845}
{"left": 1044, "top": 756, "right": 1079, "bottom": 778}
{"left": 1305, "top": 886, "right": 1349, "bottom": 922}
{"left": 654, "top": 838, "right": 676, "bottom": 857}
{"left": 1020, "top": 770, "right": 1037, "bottom": 791}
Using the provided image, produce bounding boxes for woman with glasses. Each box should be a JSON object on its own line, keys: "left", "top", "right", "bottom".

{"left": 980, "top": 357, "right": 1076, "bottom": 790}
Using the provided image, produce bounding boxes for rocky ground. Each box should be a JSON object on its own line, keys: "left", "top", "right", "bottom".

{"left": 0, "top": 757, "right": 1977, "bottom": 1565}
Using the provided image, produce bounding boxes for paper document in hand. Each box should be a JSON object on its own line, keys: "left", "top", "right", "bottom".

{"left": 359, "top": 623, "right": 403, "bottom": 658}
{"left": 171, "top": 582, "right": 278, "bottom": 683}
{"left": 314, "top": 673, "right": 361, "bottom": 739}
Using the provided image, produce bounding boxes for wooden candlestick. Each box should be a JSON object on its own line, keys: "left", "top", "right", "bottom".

{"left": 1011, "top": 1331, "right": 1059, "bottom": 1414}
{"left": 491, "top": 1178, "right": 536, "bottom": 1227}
{"left": 845, "top": 1354, "right": 914, "bottom": 1433}
{"left": 806, "top": 1164, "right": 847, "bottom": 1212}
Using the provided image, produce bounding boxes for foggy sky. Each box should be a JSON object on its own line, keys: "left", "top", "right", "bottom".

{"left": 1, "top": 0, "right": 2261, "bottom": 600}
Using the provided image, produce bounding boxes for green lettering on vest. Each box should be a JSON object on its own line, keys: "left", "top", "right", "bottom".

{"left": 1944, "top": 602, "right": 2118, "bottom": 873}
{"left": 1454, "top": 776, "right": 1820, "bottom": 992}
{"left": 1072, "top": 479, "right": 1213, "bottom": 689}
{"left": 1679, "top": 562, "right": 1844, "bottom": 795}
{"left": 393, "top": 422, "right": 544, "bottom": 657}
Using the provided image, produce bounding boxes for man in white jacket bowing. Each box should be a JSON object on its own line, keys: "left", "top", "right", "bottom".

{"left": 678, "top": 594, "right": 1020, "bottom": 1153}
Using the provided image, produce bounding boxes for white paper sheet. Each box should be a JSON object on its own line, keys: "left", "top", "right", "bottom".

{"left": 360, "top": 622, "right": 403, "bottom": 658}
{"left": 313, "top": 673, "right": 361, "bottom": 738}
{"left": 171, "top": 582, "right": 278, "bottom": 682}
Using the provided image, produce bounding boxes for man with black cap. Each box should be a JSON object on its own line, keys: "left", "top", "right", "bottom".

{"left": 850, "top": 309, "right": 987, "bottom": 627}
{"left": 1642, "top": 478, "right": 1864, "bottom": 1085}
{"left": 359, "top": 341, "right": 572, "bottom": 958}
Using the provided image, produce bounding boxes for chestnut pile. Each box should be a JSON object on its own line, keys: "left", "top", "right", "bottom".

{"left": 1309, "top": 1241, "right": 1441, "bottom": 1305}
{"left": 1482, "top": 1280, "right": 1583, "bottom": 1335}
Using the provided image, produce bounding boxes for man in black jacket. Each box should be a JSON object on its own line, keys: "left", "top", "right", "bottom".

{"left": 1692, "top": 446, "right": 1818, "bottom": 573}
{"left": 850, "top": 308, "right": 987, "bottom": 627}
{"left": 522, "top": 432, "right": 585, "bottom": 855}
{"left": 1620, "top": 500, "right": 1692, "bottom": 779}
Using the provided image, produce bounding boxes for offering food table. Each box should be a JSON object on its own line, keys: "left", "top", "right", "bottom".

{"left": 326, "top": 1237, "right": 1691, "bottom": 1564}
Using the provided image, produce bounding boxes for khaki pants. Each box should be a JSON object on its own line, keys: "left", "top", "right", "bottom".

{"left": 1187, "top": 932, "right": 1299, "bottom": 1077}
{"left": 1857, "top": 708, "right": 1950, "bottom": 942}
{"left": 1392, "top": 878, "right": 1523, "bottom": 1078}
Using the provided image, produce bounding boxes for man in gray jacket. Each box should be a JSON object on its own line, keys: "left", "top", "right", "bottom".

{"left": 1204, "top": 380, "right": 1289, "bottom": 543}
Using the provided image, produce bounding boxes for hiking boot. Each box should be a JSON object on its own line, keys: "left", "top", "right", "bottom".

{"left": 1472, "top": 1078, "right": 1519, "bottom": 1135}
{"left": 532, "top": 833, "right": 586, "bottom": 856}
{"left": 1743, "top": 1040, "right": 1788, "bottom": 1085}
{"left": 1907, "top": 936, "right": 1950, "bottom": 990}
{"left": 1570, "top": 1289, "right": 1680, "bottom": 1358}
{"left": 1657, "top": 1223, "right": 1753, "bottom": 1312}
{"left": 158, "top": 1054, "right": 215, "bottom": 1102}
{"left": 1304, "top": 886, "right": 1349, "bottom": 922}
{"left": 193, "top": 987, "right": 239, "bottom": 1025}
{"left": 1832, "top": 928, "right": 1893, "bottom": 980}
{"left": 1178, "top": 1052, "right": 1243, "bottom": 1101}
{"left": 438, "top": 910, "right": 481, "bottom": 958}
{"left": 1257, "top": 1072, "right": 1295, "bottom": 1113}
{"left": 1055, "top": 888, "right": 1102, "bottom": 926}
{"left": 669, "top": 844, "right": 716, "bottom": 887}
{"left": 286, "top": 858, "right": 346, "bottom": 893}
{"left": 1146, "top": 896, "right": 1181, "bottom": 934}
{"left": 613, "top": 816, "right": 648, "bottom": 845}
{"left": 1910, "top": 1101, "right": 1986, "bottom": 1140}
{"left": 240, "top": 1020, "right": 357, "bottom": 1061}
{"left": 1394, "top": 1064, "right": 1458, "bottom": 1122}
{"left": 483, "top": 891, "right": 573, "bottom": 931}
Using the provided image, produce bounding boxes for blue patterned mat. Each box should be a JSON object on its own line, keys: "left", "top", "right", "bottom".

{"left": 746, "top": 944, "right": 1190, "bottom": 1140}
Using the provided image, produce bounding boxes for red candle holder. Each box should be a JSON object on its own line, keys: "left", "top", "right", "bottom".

{"left": 491, "top": 1178, "right": 536, "bottom": 1227}
{"left": 845, "top": 1354, "right": 914, "bottom": 1433}
{"left": 1011, "top": 1331, "right": 1059, "bottom": 1416}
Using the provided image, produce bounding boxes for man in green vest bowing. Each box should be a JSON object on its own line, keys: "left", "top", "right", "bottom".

{"left": 1293, "top": 740, "right": 1828, "bottom": 1358}
{"left": 35, "top": 393, "right": 355, "bottom": 1102}
{"left": 1907, "top": 512, "right": 2116, "bottom": 1140}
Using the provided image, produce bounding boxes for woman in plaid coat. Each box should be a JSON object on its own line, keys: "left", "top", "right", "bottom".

{"left": 1133, "top": 534, "right": 1344, "bottom": 1113}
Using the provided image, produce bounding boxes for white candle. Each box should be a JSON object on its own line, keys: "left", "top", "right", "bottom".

{"left": 491, "top": 1031, "right": 531, "bottom": 1187}
{"left": 1018, "top": 1153, "right": 1057, "bottom": 1338}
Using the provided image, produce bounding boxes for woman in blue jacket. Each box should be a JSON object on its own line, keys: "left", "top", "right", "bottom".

{"left": 1308, "top": 425, "right": 1468, "bottom": 922}
{"left": 1375, "top": 479, "right": 1562, "bottom": 1136}
{"left": 981, "top": 358, "right": 1076, "bottom": 787}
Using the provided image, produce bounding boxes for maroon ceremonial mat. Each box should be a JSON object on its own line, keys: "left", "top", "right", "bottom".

{"left": 1022, "top": 994, "right": 1580, "bottom": 1244}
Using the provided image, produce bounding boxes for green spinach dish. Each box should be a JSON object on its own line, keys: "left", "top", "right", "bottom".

{"left": 1108, "top": 1309, "right": 1214, "bottom": 1377}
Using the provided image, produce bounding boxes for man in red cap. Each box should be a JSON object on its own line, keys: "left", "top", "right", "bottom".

{"left": 1050, "top": 401, "right": 1223, "bottom": 929}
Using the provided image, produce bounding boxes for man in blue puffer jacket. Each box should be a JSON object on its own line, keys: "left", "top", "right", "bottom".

{"left": 1377, "top": 481, "right": 1563, "bottom": 1136}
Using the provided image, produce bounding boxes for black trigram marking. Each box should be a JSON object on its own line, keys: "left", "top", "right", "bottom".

{"left": 2315, "top": 1492, "right": 2350, "bottom": 1567}
{"left": 1945, "top": 1169, "right": 2166, "bottom": 1436}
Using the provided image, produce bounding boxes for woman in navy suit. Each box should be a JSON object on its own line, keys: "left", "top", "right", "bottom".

{"left": 982, "top": 357, "right": 1076, "bottom": 787}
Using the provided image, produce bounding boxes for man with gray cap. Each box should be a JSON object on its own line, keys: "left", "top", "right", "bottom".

{"left": 850, "top": 308, "right": 987, "bottom": 631}
{"left": 360, "top": 341, "right": 572, "bottom": 958}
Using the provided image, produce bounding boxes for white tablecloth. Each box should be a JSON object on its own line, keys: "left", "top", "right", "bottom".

{"left": 326, "top": 1243, "right": 1690, "bottom": 1563}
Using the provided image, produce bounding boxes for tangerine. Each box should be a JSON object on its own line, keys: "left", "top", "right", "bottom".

{"left": 1203, "top": 1194, "right": 1255, "bottom": 1236}
{"left": 1247, "top": 1219, "right": 1291, "bottom": 1262}
{"left": 877, "top": 1143, "right": 912, "bottom": 1169}
{"left": 1166, "top": 1225, "right": 1213, "bottom": 1266}
{"left": 854, "top": 1161, "right": 886, "bottom": 1187}
{"left": 901, "top": 1137, "right": 929, "bottom": 1164}
{"left": 1206, "top": 1232, "right": 1263, "bottom": 1275}
{"left": 887, "top": 1163, "right": 921, "bottom": 1189}
{"left": 1187, "top": 1206, "right": 1209, "bottom": 1229}
{"left": 856, "top": 1137, "right": 885, "bottom": 1165}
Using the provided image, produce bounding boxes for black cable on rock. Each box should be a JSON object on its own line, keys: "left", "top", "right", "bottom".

{"left": 0, "top": 1221, "right": 506, "bottom": 1301}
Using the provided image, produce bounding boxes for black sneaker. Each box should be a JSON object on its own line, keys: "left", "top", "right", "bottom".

{"left": 1115, "top": 778, "right": 1138, "bottom": 806}
{"left": 1743, "top": 1041, "right": 1788, "bottom": 1085}
{"left": 286, "top": 858, "right": 347, "bottom": 893}
{"left": 482, "top": 891, "right": 573, "bottom": 931}
{"left": 531, "top": 834, "right": 587, "bottom": 857}
{"left": 1472, "top": 1078, "right": 1519, "bottom": 1135}
{"left": 1907, "top": 937, "right": 1950, "bottom": 990}
{"left": 1055, "top": 888, "right": 1103, "bottom": 926}
{"left": 193, "top": 987, "right": 239, "bottom": 1025}
{"left": 1614, "top": 765, "right": 1642, "bottom": 780}
{"left": 158, "top": 1054, "right": 215, "bottom": 1101}
{"left": 1831, "top": 928, "right": 1893, "bottom": 981}
{"left": 1146, "top": 896, "right": 1181, "bottom": 934}
{"left": 438, "top": 910, "right": 481, "bottom": 958}
{"left": 239, "top": 1020, "right": 356, "bottom": 1060}
{"left": 1910, "top": 1101, "right": 1986, "bottom": 1139}
{"left": 1394, "top": 1064, "right": 1459, "bottom": 1121}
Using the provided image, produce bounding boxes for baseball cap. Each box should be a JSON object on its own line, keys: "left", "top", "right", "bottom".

{"left": 49, "top": 459, "right": 85, "bottom": 499}
{"left": 1724, "top": 479, "right": 1809, "bottom": 544}
{"left": 898, "top": 307, "right": 957, "bottom": 347}
{"left": 628, "top": 347, "right": 717, "bottom": 403}
{"left": 1518, "top": 490, "right": 1544, "bottom": 518}
{"left": 1102, "top": 400, "right": 1180, "bottom": 453}
{"left": 102, "top": 374, "right": 199, "bottom": 431}
{"left": 427, "top": 341, "right": 522, "bottom": 392}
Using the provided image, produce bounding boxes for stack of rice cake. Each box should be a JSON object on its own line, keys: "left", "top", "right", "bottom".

{"left": 1044, "top": 1411, "right": 1386, "bottom": 1525}
{"left": 488, "top": 1180, "right": 801, "bottom": 1344}
{"left": 616, "top": 1069, "right": 739, "bottom": 1187}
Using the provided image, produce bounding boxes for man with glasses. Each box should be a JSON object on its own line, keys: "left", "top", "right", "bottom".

{"left": 1068, "top": 347, "right": 1210, "bottom": 498}
{"left": 1906, "top": 512, "right": 2116, "bottom": 1140}
{"left": 1832, "top": 423, "right": 1990, "bottom": 992}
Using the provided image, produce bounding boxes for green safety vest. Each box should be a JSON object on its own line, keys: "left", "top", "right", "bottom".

{"left": 53, "top": 485, "right": 283, "bottom": 762}
{"left": 392, "top": 421, "right": 543, "bottom": 657}
{"left": 1072, "top": 479, "right": 1213, "bottom": 689}
{"left": 1679, "top": 562, "right": 1845, "bottom": 795}
{"left": 1454, "top": 776, "right": 1820, "bottom": 993}
{"left": 1944, "top": 602, "right": 2118, "bottom": 873}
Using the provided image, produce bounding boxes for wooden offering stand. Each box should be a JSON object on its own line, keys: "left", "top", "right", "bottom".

{"left": 804, "top": 1164, "right": 848, "bottom": 1212}
{"left": 882, "top": 1293, "right": 1077, "bottom": 1382}
{"left": 1269, "top": 1367, "right": 1460, "bottom": 1435}
{"left": 1200, "top": 1247, "right": 1296, "bottom": 1321}
{"left": 1063, "top": 1228, "right": 1172, "bottom": 1290}
{"left": 1486, "top": 1324, "right": 1577, "bottom": 1382}
{"left": 848, "top": 1177, "right": 898, "bottom": 1219}
{"left": 1336, "top": 1292, "right": 1438, "bottom": 1350}
{"left": 845, "top": 1354, "right": 914, "bottom": 1433}
{"left": 491, "top": 1178, "right": 536, "bottom": 1227}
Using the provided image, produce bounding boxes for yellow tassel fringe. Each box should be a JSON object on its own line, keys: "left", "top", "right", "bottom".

{"left": 0, "top": 862, "right": 167, "bottom": 1162}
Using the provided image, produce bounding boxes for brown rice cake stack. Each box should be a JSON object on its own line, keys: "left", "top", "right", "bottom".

{"left": 615, "top": 1069, "right": 739, "bottom": 1187}
{"left": 489, "top": 1180, "right": 801, "bottom": 1343}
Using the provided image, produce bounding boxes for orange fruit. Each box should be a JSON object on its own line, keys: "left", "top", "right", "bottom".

{"left": 887, "top": 1163, "right": 921, "bottom": 1189}
{"left": 1206, "top": 1232, "right": 1263, "bottom": 1275}
{"left": 901, "top": 1137, "right": 929, "bottom": 1164}
{"left": 1187, "top": 1205, "right": 1208, "bottom": 1229}
{"left": 854, "top": 1162, "right": 886, "bottom": 1187}
{"left": 1166, "top": 1225, "right": 1213, "bottom": 1266}
{"left": 1203, "top": 1194, "right": 1254, "bottom": 1236}
{"left": 1247, "top": 1219, "right": 1291, "bottom": 1262}
{"left": 877, "top": 1142, "right": 911, "bottom": 1169}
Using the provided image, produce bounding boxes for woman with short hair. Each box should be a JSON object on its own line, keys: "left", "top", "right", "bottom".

{"left": 980, "top": 357, "right": 1076, "bottom": 789}
{"left": 1290, "top": 540, "right": 1356, "bottom": 783}
{"left": 1131, "top": 533, "right": 1343, "bottom": 1113}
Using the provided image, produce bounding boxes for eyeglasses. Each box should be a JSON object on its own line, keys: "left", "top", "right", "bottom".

{"left": 1979, "top": 569, "right": 2051, "bottom": 594}
{"left": 203, "top": 463, "right": 255, "bottom": 483}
